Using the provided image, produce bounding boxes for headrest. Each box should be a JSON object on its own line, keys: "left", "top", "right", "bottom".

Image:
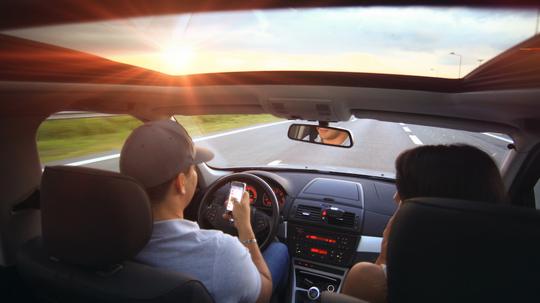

{"left": 41, "top": 166, "right": 152, "bottom": 268}
{"left": 387, "top": 197, "right": 540, "bottom": 303}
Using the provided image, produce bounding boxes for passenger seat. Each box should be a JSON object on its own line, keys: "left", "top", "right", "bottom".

{"left": 322, "top": 197, "right": 540, "bottom": 303}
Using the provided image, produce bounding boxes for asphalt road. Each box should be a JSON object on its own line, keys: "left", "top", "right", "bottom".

{"left": 45, "top": 119, "right": 512, "bottom": 177}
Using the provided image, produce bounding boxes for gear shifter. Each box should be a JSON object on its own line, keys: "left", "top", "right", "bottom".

{"left": 307, "top": 286, "right": 320, "bottom": 301}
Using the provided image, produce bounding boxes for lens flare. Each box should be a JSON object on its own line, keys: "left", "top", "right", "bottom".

{"left": 160, "top": 44, "right": 195, "bottom": 74}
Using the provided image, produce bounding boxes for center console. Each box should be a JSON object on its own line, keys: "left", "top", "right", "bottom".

{"left": 289, "top": 225, "right": 358, "bottom": 267}
{"left": 287, "top": 178, "right": 364, "bottom": 302}
{"left": 292, "top": 258, "right": 348, "bottom": 302}
{"left": 288, "top": 224, "right": 359, "bottom": 302}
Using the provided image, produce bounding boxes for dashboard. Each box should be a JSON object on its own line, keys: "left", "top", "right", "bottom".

{"left": 198, "top": 167, "right": 399, "bottom": 302}
{"left": 200, "top": 167, "right": 398, "bottom": 253}
{"left": 244, "top": 183, "right": 286, "bottom": 209}
{"left": 208, "top": 174, "right": 289, "bottom": 213}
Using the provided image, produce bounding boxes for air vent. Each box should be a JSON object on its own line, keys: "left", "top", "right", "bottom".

{"left": 323, "top": 210, "right": 356, "bottom": 228}
{"left": 336, "top": 212, "right": 356, "bottom": 228}
{"left": 295, "top": 205, "right": 322, "bottom": 223}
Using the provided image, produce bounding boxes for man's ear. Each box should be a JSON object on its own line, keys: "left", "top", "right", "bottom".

{"left": 174, "top": 173, "right": 187, "bottom": 195}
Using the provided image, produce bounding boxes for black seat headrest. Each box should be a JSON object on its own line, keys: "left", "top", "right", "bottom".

{"left": 387, "top": 197, "right": 540, "bottom": 303}
{"left": 41, "top": 166, "right": 152, "bottom": 268}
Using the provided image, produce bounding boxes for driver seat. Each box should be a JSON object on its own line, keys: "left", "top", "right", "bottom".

{"left": 17, "top": 166, "right": 214, "bottom": 303}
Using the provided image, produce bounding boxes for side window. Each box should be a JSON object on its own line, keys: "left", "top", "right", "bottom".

{"left": 37, "top": 113, "right": 280, "bottom": 172}
{"left": 37, "top": 113, "right": 142, "bottom": 172}
{"left": 534, "top": 179, "right": 540, "bottom": 210}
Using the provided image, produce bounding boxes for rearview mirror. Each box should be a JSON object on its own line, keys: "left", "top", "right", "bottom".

{"left": 288, "top": 124, "right": 353, "bottom": 148}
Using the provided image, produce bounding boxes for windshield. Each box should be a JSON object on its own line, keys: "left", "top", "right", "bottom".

{"left": 37, "top": 114, "right": 512, "bottom": 178}
{"left": 4, "top": 7, "right": 537, "bottom": 78}
{"left": 188, "top": 117, "right": 512, "bottom": 178}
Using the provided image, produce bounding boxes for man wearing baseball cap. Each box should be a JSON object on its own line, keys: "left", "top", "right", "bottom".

{"left": 120, "top": 120, "right": 288, "bottom": 303}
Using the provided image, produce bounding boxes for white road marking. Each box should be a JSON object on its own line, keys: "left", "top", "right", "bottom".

{"left": 64, "top": 120, "right": 291, "bottom": 166}
{"left": 409, "top": 135, "right": 424, "bottom": 145}
{"left": 482, "top": 132, "right": 513, "bottom": 144}
{"left": 402, "top": 127, "right": 411, "bottom": 133}
{"left": 399, "top": 123, "right": 405, "bottom": 126}
{"left": 192, "top": 120, "right": 290, "bottom": 142}
{"left": 267, "top": 160, "right": 282, "bottom": 166}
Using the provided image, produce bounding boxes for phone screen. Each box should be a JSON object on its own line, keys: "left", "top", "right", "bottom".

{"left": 226, "top": 181, "right": 246, "bottom": 211}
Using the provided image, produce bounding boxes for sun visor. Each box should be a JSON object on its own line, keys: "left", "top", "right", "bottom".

{"left": 264, "top": 98, "right": 350, "bottom": 122}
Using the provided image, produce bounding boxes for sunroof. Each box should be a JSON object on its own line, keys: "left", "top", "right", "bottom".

{"left": 3, "top": 7, "right": 538, "bottom": 78}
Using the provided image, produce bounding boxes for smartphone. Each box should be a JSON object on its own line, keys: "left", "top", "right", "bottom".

{"left": 226, "top": 181, "right": 246, "bottom": 211}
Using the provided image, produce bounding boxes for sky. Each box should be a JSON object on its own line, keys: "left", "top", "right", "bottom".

{"left": 4, "top": 7, "right": 539, "bottom": 78}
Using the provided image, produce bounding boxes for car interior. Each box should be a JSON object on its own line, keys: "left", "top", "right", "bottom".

{"left": 1, "top": 1, "right": 540, "bottom": 303}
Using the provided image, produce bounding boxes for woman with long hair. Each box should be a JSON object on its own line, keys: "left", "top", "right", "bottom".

{"left": 341, "top": 144, "right": 506, "bottom": 303}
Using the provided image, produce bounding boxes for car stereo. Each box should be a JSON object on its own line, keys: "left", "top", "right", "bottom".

{"left": 288, "top": 224, "right": 359, "bottom": 266}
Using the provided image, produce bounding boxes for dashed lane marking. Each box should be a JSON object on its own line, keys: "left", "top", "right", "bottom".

{"left": 409, "top": 135, "right": 424, "bottom": 145}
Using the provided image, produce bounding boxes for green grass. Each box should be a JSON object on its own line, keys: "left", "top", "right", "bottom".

{"left": 37, "top": 114, "right": 282, "bottom": 163}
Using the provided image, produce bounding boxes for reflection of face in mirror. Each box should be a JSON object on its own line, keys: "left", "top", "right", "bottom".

{"left": 315, "top": 127, "right": 350, "bottom": 146}
{"left": 288, "top": 124, "right": 352, "bottom": 148}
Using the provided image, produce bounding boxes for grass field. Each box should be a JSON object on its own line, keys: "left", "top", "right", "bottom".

{"left": 38, "top": 114, "right": 282, "bottom": 163}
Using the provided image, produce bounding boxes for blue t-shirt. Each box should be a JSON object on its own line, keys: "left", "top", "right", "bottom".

{"left": 135, "top": 219, "right": 261, "bottom": 303}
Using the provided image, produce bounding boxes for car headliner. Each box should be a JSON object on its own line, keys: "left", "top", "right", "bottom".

{"left": 1, "top": 0, "right": 539, "bottom": 31}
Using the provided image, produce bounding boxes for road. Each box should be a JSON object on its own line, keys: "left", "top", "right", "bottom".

{"left": 44, "top": 119, "right": 512, "bottom": 178}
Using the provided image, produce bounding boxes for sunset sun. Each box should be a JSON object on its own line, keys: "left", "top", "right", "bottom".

{"left": 160, "top": 44, "right": 195, "bottom": 74}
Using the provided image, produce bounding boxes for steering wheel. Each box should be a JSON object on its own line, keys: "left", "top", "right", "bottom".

{"left": 197, "top": 173, "right": 280, "bottom": 250}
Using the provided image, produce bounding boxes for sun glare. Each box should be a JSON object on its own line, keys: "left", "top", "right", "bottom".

{"left": 5, "top": 8, "right": 536, "bottom": 78}
{"left": 160, "top": 44, "right": 195, "bottom": 74}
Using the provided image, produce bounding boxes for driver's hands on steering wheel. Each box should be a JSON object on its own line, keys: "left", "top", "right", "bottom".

{"left": 223, "top": 191, "right": 253, "bottom": 232}
{"left": 199, "top": 173, "right": 279, "bottom": 250}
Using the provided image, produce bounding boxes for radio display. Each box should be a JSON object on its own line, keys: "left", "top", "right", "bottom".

{"left": 290, "top": 226, "right": 359, "bottom": 266}
{"left": 305, "top": 234, "right": 337, "bottom": 244}
{"left": 310, "top": 248, "right": 328, "bottom": 255}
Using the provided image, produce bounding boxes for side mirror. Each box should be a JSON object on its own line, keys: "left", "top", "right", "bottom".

{"left": 288, "top": 124, "right": 353, "bottom": 148}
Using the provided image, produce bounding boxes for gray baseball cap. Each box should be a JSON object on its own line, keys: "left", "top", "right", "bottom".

{"left": 120, "top": 120, "right": 214, "bottom": 188}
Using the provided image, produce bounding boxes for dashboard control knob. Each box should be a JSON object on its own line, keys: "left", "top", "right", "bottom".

{"left": 307, "top": 286, "right": 320, "bottom": 300}
{"left": 326, "top": 284, "right": 336, "bottom": 292}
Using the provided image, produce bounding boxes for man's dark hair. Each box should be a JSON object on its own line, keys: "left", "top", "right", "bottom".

{"left": 395, "top": 144, "right": 506, "bottom": 203}
{"left": 145, "top": 165, "right": 192, "bottom": 203}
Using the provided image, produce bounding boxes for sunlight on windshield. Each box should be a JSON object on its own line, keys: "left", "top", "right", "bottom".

{"left": 4, "top": 7, "right": 538, "bottom": 78}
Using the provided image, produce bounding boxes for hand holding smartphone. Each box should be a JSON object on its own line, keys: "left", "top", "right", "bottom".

{"left": 226, "top": 181, "right": 246, "bottom": 211}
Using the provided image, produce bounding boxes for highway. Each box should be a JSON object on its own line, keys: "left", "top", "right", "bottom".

{"left": 44, "top": 119, "right": 512, "bottom": 178}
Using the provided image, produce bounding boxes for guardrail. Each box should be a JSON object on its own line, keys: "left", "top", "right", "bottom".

{"left": 47, "top": 111, "right": 118, "bottom": 120}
